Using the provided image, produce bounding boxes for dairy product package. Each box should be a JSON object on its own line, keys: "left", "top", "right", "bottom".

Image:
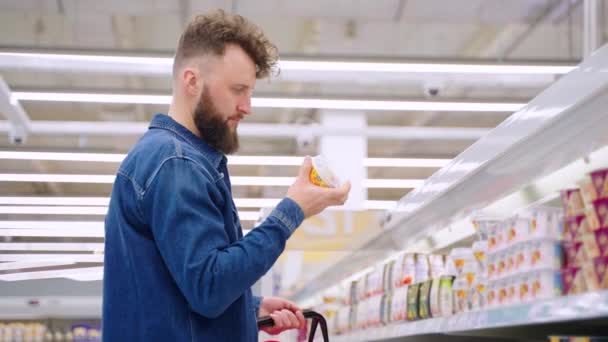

{"left": 592, "top": 198, "right": 608, "bottom": 227}
{"left": 514, "top": 242, "right": 530, "bottom": 274}
{"left": 449, "top": 248, "right": 475, "bottom": 275}
{"left": 590, "top": 168, "right": 608, "bottom": 199}
{"left": 406, "top": 283, "right": 421, "bottom": 321}
{"left": 486, "top": 281, "right": 497, "bottom": 309}
{"left": 439, "top": 275, "right": 455, "bottom": 317}
{"left": 564, "top": 214, "right": 588, "bottom": 241}
{"left": 581, "top": 256, "right": 608, "bottom": 291}
{"left": 309, "top": 155, "right": 340, "bottom": 188}
{"left": 470, "top": 274, "right": 487, "bottom": 311}
{"left": 563, "top": 241, "right": 585, "bottom": 267}
{"left": 472, "top": 240, "right": 488, "bottom": 270}
{"left": 525, "top": 207, "right": 564, "bottom": 240}
{"left": 415, "top": 254, "right": 430, "bottom": 283}
{"left": 418, "top": 280, "right": 433, "bottom": 319}
{"left": 392, "top": 253, "right": 416, "bottom": 287}
{"left": 518, "top": 273, "right": 532, "bottom": 304}
{"left": 429, "top": 278, "right": 441, "bottom": 317}
{"left": 472, "top": 217, "right": 501, "bottom": 241}
{"left": 452, "top": 276, "right": 469, "bottom": 314}
{"left": 561, "top": 188, "right": 586, "bottom": 217}
{"left": 390, "top": 286, "right": 408, "bottom": 322}
{"left": 380, "top": 294, "right": 391, "bottom": 325}
{"left": 429, "top": 254, "right": 446, "bottom": 278}
{"left": 579, "top": 176, "right": 599, "bottom": 208}
{"left": 529, "top": 240, "right": 563, "bottom": 271}
{"left": 382, "top": 260, "right": 395, "bottom": 293}
{"left": 562, "top": 266, "right": 585, "bottom": 295}
{"left": 506, "top": 217, "right": 530, "bottom": 247}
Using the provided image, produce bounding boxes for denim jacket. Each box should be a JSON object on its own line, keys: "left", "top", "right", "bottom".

{"left": 103, "top": 114, "right": 304, "bottom": 341}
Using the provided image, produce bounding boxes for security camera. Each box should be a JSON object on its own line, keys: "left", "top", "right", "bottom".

{"left": 8, "top": 133, "right": 25, "bottom": 145}
{"left": 296, "top": 129, "right": 315, "bottom": 150}
{"left": 423, "top": 82, "right": 444, "bottom": 98}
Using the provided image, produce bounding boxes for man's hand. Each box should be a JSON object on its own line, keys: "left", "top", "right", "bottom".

{"left": 259, "top": 297, "right": 306, "bottom": 336}
{"left": 287, "top": 156, "right": 351, "bottom": 219}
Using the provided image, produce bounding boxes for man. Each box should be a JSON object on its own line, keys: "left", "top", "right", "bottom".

{"left": 102, "top": 9, "right": 351, "bottom": 341}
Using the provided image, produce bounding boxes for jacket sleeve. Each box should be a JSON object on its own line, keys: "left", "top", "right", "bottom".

{"left": 143, "top": 157, "right": 304, "bottom": 318}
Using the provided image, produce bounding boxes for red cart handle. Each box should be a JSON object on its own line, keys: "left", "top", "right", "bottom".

{"left": 257, "top": 309, "right": 329, "bottom": 342}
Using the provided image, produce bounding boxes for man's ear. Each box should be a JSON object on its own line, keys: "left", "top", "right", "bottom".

{"left": 182, "top": 67, "right": 203, "bottom": 97}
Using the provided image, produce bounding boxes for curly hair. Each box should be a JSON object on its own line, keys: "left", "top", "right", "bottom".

{"left": 173, "top": 10, "right": 278, "bottom": 79}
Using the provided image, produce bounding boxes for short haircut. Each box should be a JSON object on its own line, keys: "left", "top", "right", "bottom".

{"left": 173, "top": 9, "right": 278, "bottom": 79}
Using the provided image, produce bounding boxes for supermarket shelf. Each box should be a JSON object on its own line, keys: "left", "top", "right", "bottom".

{"left": 0, "top": 296, "right": 101, "bottom": 320}
{"left": 332, "top": 291, "right": 608, "bottom": 342}
{"left": 291, "top": 44, "right": 608, "bottom": 303}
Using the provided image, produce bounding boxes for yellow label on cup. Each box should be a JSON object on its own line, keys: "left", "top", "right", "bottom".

{"left": 309, "top": 167, "right": 330, "bottom": 188}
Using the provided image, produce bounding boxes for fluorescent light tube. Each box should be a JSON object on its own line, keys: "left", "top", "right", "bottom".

{"left": 0, "top": 197, "right": 397, "bottom": 210}
{"left": 0, "top": 197, "right": 110, "bottom": 206}
{"left": 0, "top": 220, "right": 104, "bottom": 229}
{"left": 0, "top": 52, "right": 575, "bottom": 75}
{"left": 0, "top": 266, "right": 104, "bottom": 282}
{"left": 0, "top": 174, "right": 115, "bottom": 183}
{"left": 0, "top": 174, "right": 424, "bottom": 188}
{"left": 364, "top": 178, "right": 425, "bottom": 188}
{"left": 0, "top": 151, "right": 126, "bottom": 162}
{"left": 0, "top": 229, "right": 104, "bottom": 238}
{"left": 0, "top": 206, "right": 108, "bottom": 215}
{"left": 11, "top": 92, "right": 524, "bottom": 112}
{"left": 0, "top": 206, "right": 259, "bottom": 220}
{"left": 0, "top": 254, "right": 104, "bottom": 263}
{"left": 0, "top": 243, "right": 104, "bottom": 252}
{"left": 0, "top": 151, "right": 450, "bottom": 168}
{"left": 0, "top": 261, "right": 76, "bottom": 271}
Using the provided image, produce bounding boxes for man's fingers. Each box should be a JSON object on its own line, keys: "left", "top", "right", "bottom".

{"left": 297, "top": 156, "right": 313, "bottom": 181}
{"left": 270, "top": 313, "right": 285, "bottom": 330}
{"left": 283, "top": 309, "right": 300, "bottom": 328}
{"left": 295, "top": 310, "right": 307, "bottom": 329}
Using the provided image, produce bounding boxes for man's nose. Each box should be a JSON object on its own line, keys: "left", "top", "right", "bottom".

{"left": 237, "top": 98, "right": 252, "bottom": 115}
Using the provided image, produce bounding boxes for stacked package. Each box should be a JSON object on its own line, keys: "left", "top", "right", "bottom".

{"left": 561, "top": 168, "right": 608, "bottom": 295}
{"left": 484, "top": 208, "right": 564, "bottom": 309}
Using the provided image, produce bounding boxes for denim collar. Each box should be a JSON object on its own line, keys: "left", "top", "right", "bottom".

{"left": 149, "top": 113, "right": 226, "bottom": 170}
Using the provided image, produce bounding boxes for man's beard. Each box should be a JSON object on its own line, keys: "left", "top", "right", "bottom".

{"left": 193, "top": 87, "right": 240, "bottom": 155}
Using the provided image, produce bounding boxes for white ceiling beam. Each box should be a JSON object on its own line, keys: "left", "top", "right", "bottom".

{"left": 0, "top": 243, "right": 104, "bottom": 252}
{"left": 0, "top": 78, "right": 30, "bottom": 144}
{"left": 11, "top": 91, "right": 524, "bottom": 112}
{"left": 0, "top": 151, "right": 451, "bottom": 167}
{"left": 0, "top": 120, "right": 489, "bottom": 140}
{"left": 0, "top": 197, "right": 398, "bottom": 210}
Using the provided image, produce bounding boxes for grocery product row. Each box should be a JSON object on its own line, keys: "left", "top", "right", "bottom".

{"left": 0, "top": 322, "right": 100, "bottom": 342}
{"left": 322, "top": 166, "right": 608, "bottom": 338}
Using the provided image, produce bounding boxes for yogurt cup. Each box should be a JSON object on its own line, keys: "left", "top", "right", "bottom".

{"left": 592, "top": 198, "right": 608, "bottom": 228}
{"left": 590, "top": 168, "right": 608, "bottom": 199}
{"left": 529, "top": 240, "right": 563, "bottom": 271}
{"left": 561, "top": 188, "right": 585, "bottom": 217}
{"left": 309, "top": 155, "right": 340, "bottom": 188}
{"left": 531, "top": 269, "right": 563, "bottom": 300}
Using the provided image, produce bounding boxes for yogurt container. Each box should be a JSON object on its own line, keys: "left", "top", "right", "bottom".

{"left": 531, "top": 269, "right": 563, "bottom": 300}
{"left": 561, "top": 188, "right": 585, "bottom": 217}
{"left": 525, "top": 207, "right": 564, "bottom": 240}
{"left": 592, "top": 198, "right": 608, "bottom": 227}
{"left": 529, "top": 240, "right": 563, "bottom": 271}
{"left": 562, "top": 266, "right": 585, "bottom": 295}
{"left": 309, "top": 155, "right": 340, "bottom": 188}
{"left": 590, "top": 168, "right": 608, "bottom": 199}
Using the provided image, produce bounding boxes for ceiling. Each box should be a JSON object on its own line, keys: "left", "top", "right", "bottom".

{"left": 0, "top": 0, "right": 603, "bottom": 292}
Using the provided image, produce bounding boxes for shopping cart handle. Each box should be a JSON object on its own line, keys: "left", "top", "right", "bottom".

{"left": 257, "top": 309, "right": 329, "bottom": 342}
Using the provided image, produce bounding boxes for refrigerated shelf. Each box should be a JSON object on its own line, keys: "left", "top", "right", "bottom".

{"left": 332, "top": 291, "right": 608, "bottom": 342}
{"left": 292, "top": 43, "right": 608, "bottom": 304}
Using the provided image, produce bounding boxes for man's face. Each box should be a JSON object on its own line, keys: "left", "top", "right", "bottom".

{"left": 193, "top": 44, "right": 256, "bottom": 154}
